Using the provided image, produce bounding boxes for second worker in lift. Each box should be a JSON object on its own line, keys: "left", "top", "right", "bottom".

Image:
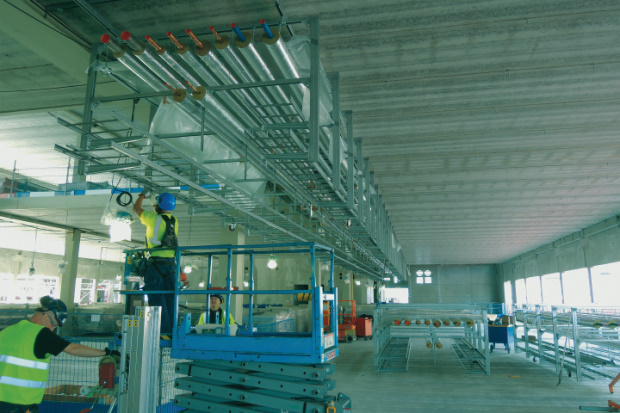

{"left": 198, "top": 294, "right": 235, "bottom": 325}
{"left": 133, "top": 190, "right": 179, "bottom": 336}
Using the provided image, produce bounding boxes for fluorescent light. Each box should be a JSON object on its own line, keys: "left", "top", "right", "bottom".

{"left": 383, "top": 277, "right": 391, "bottom": 281}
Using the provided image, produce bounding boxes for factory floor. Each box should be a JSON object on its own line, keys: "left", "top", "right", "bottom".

{"left": 333, "top": 338, "right": 616, "bottom": 413}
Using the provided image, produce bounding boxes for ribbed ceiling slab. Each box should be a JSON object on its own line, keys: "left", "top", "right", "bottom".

{"left": 2, "top": 0, "right": 620, "bottom": 265}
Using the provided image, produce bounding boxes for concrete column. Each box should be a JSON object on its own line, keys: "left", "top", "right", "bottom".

{"left": 60, "top": 229, "right": 81, "bottom": 306}
{"left": 216, "top": 225, "right": 245, "bottom": 325}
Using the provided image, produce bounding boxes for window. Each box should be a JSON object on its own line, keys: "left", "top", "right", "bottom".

{"left": 562, "top": 268, "right": 591, "bottom": 306}
{"left": 541, "top": 273, "right": 562, "bottom": 304}
{"left": 515, "top": 278, "right": 526, "bottom": 305}
{"left": 525, "top": 276, "right": 542, "bottom": 304}
{"left": 0, "top": 274, "right": 13, "bottom": 303}
{"left": 367, "top": 286, "right": 374, "bottom": 304}
{"left": 590, "top": 262, "right": 620, "bottom": 306}
{"left": 503, "top": 281, "right": 513, "bottom": 311}
{"left": 75, "top": 278, "right": 122, "bottom": 305}
{"left": 384, "top": 287, "right": 409, "bottom": 303}
{"left": 13, "top": 275, "right": 59, "bottom": 304}
{"left": 416, "top": 269, "right": 432, "bottom": 284}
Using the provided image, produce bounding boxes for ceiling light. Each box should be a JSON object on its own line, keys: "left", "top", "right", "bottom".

{"left": 383, "top": 277, "right": 390, "bottom": 281}
{"left": 198, "top": 281, "right": 205, "bottom": 288}
{"left": 416, "top": 270, "right": 423, "bottom": 276}
{"left": 243, "top": 281, "right": 249, "bottom": 288}
{"left": 424, "top": 270, "right": 432, "bottom": 276}
{"left": 115, "top": 274, "right": 122, "bottom": 281}
{"left": 267, "top": 255, "right": 277, "bottom": 270}
{"left": 393, "top": 276, "right": 399, "bottom": 284}
{"left": 183, "top": 264, "right": 192, "bottom": 274}
{"left": 355, "top": 280, "right": 361, "bottom": 286}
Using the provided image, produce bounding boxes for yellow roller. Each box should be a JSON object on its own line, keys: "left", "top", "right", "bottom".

{"left": 415, "top": 319, "right": 421, "bottom": 325}
{"left": 436, "top": 339, "right": 443, "bottom": 349}
{"left": 394, "top": 319, "right": 401, "bottom": 326}
{"left": 433, "top": 320, "right": 441, "bottom": 328}
{"left": 608, "top": 320, "right": 619, "bottom": 329}
{"left": 404, "top": 319, "right": 411, "bottom": 326}
{"left": 453, "top": 319, "right": 462, "bottom": 326}
{"left": 426, "top": 339, "right": 433, "bottom": 348}
{"left": 442, "top": 319, "right": 451, "bottom": 326}
{"left": 424, "top": 319, "right": 431, "bottom": 326}
{"left": 593, "top": 320, "right": 604, "bottom": 329}
{"left": 466, "top": 319, "right": 475, "bottom": 327}
{"left": 296, "top": 293, "right": 311, "bottom": 302}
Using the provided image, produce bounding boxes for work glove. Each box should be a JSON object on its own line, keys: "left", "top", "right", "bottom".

{"left": 140, "top": 187, "right": 150, "bottom": 197}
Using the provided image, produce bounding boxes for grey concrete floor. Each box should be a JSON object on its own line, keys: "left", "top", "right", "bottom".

{"left": 332, "top": 338, "right": 617, "bottom": 413}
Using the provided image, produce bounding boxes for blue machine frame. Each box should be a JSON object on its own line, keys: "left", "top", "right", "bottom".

{"left": 121, "top": 242, "right": 339, "bottom": 364}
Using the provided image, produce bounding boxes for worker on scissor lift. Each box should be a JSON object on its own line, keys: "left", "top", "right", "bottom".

{"left": 133, "top": 189, "right": 179, "bottom": 337}
{"left": 0, "top": 296, "right": 120, "bottom": 413}
{"left": 197, "top": 294, "right": 236, "bottom": 325}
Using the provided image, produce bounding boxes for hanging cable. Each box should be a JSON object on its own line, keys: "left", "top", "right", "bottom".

{"left": 115, "top": 191, "right": 133, "bottom": 207}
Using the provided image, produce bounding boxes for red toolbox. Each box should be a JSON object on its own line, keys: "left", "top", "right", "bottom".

{"left": 355, "top": 317, "right": 372, "bottom": 340}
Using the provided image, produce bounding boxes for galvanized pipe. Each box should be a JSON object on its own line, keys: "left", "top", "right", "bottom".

{"left": 101, "top": 34, "right": 167, "bottom": 93}
{"left": 170, "top": 37, "right": 262, "bottom": 128}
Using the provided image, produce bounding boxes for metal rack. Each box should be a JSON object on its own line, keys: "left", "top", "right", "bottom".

{"left": 513, "top": 304, "right": 620, "bottom": 382}
{"left": 52, "top": 16, "right": 408, "bottom": 282}
{"left": 373, "top": 304, "right": 490, "bottom": 375}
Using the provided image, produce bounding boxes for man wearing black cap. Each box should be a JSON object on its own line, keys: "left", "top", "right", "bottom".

{"left": 0, "top": 296, "right": 119, "bottom": 413}
{"left": 198, "top": 294, "right": 236, "bottom": 325}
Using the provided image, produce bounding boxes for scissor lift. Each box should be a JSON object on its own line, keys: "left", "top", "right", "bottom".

{"left": 121, "top": 242, "right": 351, "bottom": 412}
{"left": 338, "top": 300, "right": 357, "bottom": 343}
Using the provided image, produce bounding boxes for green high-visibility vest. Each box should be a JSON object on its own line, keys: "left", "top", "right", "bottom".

{"left": 0, "top": 320, "right": 50, "bottom": 405}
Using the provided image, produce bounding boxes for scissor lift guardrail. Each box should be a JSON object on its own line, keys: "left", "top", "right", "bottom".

{"left": 121, "top": 242, "right": 339, "bottom": 364}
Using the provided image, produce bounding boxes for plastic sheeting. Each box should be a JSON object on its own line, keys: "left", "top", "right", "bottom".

{"left": 148, "top": 102, "right": 266, "bottom": 202}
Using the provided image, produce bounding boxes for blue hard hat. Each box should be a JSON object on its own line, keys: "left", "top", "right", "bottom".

{"left": 156, "top": 193, "right": 176, "bottom": 211}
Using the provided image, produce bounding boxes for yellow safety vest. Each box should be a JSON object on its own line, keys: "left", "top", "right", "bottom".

{"left": 140, "top": 211, "right": 178, "bottom": 258}
{"left": 0, "top": 320, "right": 50, "bottom": 405}
{"left": 198, "top": 310, "right": 235, "bottom": 325}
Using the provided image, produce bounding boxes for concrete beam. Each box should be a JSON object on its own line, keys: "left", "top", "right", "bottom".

{"left": 0, "top": 193, "right": 112, "bottom": 211}
{"left": 0, "top": 1, "right": 90, "bottom": 82}
{"left": 0, "top": 2, "right": 149, "bottom": 118}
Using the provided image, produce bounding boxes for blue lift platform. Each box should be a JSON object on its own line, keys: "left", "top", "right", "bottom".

{"left": 121, "top": 242, "right": 339, "bottom": 364}
{"left": 118, "top": 242, "right": 352, "bottom": 412}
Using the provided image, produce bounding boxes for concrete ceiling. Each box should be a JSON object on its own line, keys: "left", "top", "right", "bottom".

{"left": 2, "top": 0, "right": 620, "bottom": 266}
